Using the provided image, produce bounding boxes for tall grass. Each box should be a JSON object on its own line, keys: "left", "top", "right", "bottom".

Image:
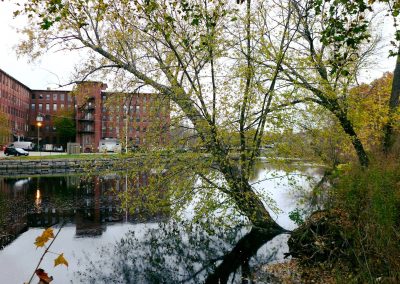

{"left": 330, "top": 159, "right": 400, "bottom": 282}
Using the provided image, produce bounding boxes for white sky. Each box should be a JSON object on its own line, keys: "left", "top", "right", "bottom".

{"left": 0, "top": 1, "right": 81, "bottom": 90}
{"left": 0, "top": 1, "right": 397, "bottom": 91}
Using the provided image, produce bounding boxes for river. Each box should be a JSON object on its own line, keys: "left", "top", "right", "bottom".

{"left": 0, "top": 163, "right": 322, "bottom": 283}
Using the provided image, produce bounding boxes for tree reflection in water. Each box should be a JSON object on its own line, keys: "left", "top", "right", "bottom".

{"left": 76, "top": 222, "right": 287, "bottom": 284}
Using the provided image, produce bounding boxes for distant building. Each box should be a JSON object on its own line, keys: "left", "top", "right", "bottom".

{"left": 0, "top": 68, "right": 170, "bottom": 151}
{"left": 0, "top": 69, "right": 31, "bottom": 144}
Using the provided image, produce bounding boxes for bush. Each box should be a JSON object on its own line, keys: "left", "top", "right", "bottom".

{"left": 288, "top": 159, "right": 400, "bottom": 283}
{"left": 330, "top": 160, "right": 400, "bottom": 282}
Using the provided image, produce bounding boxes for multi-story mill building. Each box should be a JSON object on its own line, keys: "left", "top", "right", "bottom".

{"left": 0, "top": 69, "right": 170, "bottom": 151}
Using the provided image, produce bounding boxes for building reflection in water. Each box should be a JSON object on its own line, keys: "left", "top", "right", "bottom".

{"left": 0, "top": 172, "right": 166, "bottom": 248}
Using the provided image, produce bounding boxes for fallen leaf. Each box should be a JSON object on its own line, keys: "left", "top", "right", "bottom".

{"left": 54, "top": 253, "right": 68, "bottom": 267}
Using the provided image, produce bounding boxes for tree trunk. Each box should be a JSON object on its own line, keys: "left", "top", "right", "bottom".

{"left": 383, "top": 48, "right": 400, "bottom": 153}
{"left": 335, "top": 111, "right": 369, "bottom": 167}
{"left": 218, "top": 161, "right": 284, "bottom": 230}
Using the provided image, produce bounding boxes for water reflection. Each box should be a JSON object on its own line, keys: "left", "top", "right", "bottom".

{"left": 0, "top": 173, "right": 167, "bottom": 248}
{"left": 76, "top": 222, "right": 286, "bottom": 284}
{"left": 0, "top": 164, "right": 321, "bottom": 283}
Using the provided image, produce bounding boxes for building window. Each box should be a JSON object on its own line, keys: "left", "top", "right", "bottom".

{"left": 46, "top": 94, "right": 50, "bottom": 100}
{"left": 46, "top": 104, "right": 50, "bottom": 111}
{"left": 135, "top": 105, "right": 140, "bottom": 112}
{"left": 53, "top": 104, "right": 57, "bottom": 111}
{"left": 53, "top": 93, "right": 58, "bottom": 100}
{"left": 136, "top": 116, "right": 140, "bottom": 122}
{"left": 31, "top": 94, "right": 35, "bottom": 99}
{"left": 61, "top": 104, "right": 64, "bottom": 109}
{"left": 39, "top": 94, "right": 43, "bottom": 99}
{"left": 38, "top": 104, "right": 43, "bottom": 111}
{"left": 31, "top": 104, "right": 35, "bottom": 111}
{"left": 60, "top": 93, "right": 64, "bottom": 101}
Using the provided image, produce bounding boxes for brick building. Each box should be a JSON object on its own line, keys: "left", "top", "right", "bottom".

{"left": 0, "top": 69, "right": 31, "bottom": 145}
{"left": 0, "top": 68, "right": 170, "bottom": 151}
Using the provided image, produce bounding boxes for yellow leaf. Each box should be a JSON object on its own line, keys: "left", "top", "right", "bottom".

{"left": 54, "top": 253, "right": 68, "bottom": 267}
{"left": 42, "top": 228, "right": 55, "bottom": 239}
{"left": 34, "top": 228, "right": 55, "bottom": 247}
{"left": 34, "top": 235, "right": 47, "bottom": 248}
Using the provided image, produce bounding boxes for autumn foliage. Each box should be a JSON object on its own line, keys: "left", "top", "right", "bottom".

{"left": 25, "top": 226, "right": 68, "bottom": 284}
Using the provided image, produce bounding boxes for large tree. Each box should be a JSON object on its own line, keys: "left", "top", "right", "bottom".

{"left": 11, "top": 0, "right": 392, "bottom": 228}
{"left": 309, "top": 0, "right": 400, "bottom": 153}
{"left": 14, "top": 0, "right": 303, "bottom": 230}
{"left": 253, "top": 0, "right": 388, "bottom": 167}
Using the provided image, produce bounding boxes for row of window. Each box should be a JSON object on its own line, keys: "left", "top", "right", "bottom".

{"left": 2, "top": 105, "right": 28, "bottom": 120}
{"left": 30, "top": 125, "right": 57, "bottom": 132}
{"left": 104, "top": 104, "right": 167, "bottom": 114}
{"left": 31, "top": 103, "right": 68, "bottom": 112}
{"left": 0, "top": 89, "right": 30, "bottom": 108}
{"left": 32, "top": 92, "right": 73, "bottom": 102}
{"left": 102, "top": 126, "right": 147, "bottom": 132}
{"left": 10, "top": 121, "right": 29, "bottom": 132}
{"left": 0, "top": 73, "right": 30, "bottom": 95}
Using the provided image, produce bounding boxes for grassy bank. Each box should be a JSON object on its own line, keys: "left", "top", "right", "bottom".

{"left": 288, "top": 158, "right": 400, "bottom": 283}
{"left": 329, "top": 160, "right": 400, "bottom": 282}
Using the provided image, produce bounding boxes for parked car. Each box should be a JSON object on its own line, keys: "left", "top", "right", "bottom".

{"left": 4, "top": 146, "right": 29, "bottom": 156}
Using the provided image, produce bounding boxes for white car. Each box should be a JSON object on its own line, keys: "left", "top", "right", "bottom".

{"left": 15, "top": 148, "right": 29, "bottom": 156}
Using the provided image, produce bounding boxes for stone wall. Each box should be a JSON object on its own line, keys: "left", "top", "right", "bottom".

{"left": 0, "top": 158, "right": 136, "bottom": 176}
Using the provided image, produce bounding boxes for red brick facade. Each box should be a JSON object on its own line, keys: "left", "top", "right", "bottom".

{"left": 0, "top": 68, "right": 170, "bottom": 151}
{"left": 0, "top": 70, "right": 31, "bottom": 144}
{"left": 28, "top": 89, "right": 74, "bottom": 145}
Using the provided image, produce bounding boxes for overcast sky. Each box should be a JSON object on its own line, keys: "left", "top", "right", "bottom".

{"left": 0, "top": 1, "right": 397, "bottom": 91}
{"left": 0, "top": 1, "right": 81, "bottom": 90}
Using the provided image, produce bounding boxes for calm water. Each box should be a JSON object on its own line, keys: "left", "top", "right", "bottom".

{"left": 0, "top": 165, "right": 322, "bottom": 283}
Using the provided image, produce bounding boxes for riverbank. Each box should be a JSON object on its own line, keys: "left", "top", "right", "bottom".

{"left": 0, "top": 154, "right": 131, "bottom": 176}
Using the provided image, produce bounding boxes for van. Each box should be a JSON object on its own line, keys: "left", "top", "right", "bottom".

{"left": 44, "top": 144, "right": 54, "bottom": 151}
{"left": 98, "top": 139, "right": 121, "bottom": 153}
{"left": 9, "top": 141, "right": 35, "bottom": 151}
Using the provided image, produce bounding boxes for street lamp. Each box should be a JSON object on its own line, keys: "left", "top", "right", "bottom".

{"left": 36, "top": 115, "right": 43, "bottom": 156}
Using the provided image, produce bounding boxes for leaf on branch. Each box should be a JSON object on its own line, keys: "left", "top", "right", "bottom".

{"left": 34, "top": 228, "right": 54, "bottom": 247}
{"left": 54, "top": 253, "right": 68, "bottom": 267}
{"left": 42, "top": 228, "right": 55, "bottom": 239}
{"left": 35, "top": 269, "right": 53, "bottom": 283}
{"left": 34, "top": 235, "right": 47, "bottom": 248}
